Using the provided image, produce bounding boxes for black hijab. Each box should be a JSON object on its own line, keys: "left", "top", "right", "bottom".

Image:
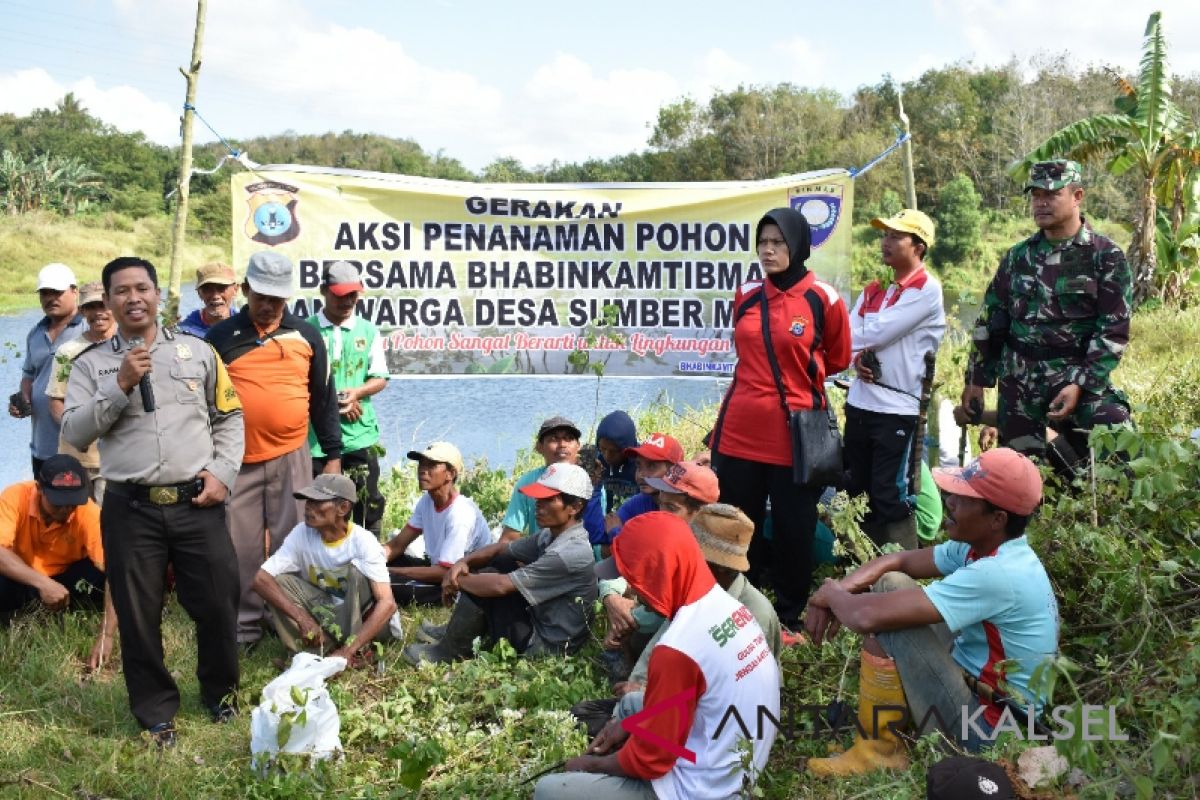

{"left": 756, "top": 207, "right": 812, "bottom": 291}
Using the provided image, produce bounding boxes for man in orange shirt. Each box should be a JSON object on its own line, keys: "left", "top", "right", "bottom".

{"left": 208, "top": 252, "right": 343, "bottom": 646}
{"left": 0, "top": 454, "right": 116, "bottom": 666}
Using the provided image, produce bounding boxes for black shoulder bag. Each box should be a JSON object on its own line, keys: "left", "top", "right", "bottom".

{"left": 759, "top": 285, "right": 843, "bottom": 487}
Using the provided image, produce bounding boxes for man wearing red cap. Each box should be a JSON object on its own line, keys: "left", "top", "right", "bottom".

{"left": 308, "top": 261, "right": 389, "bottom": 535}
{"left": 804, "top": 447, "right": 1058, "bottom": 775}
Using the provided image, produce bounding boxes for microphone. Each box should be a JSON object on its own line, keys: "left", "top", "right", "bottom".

{"left": 127, "top": 336, "right": 156, "bottom": 412}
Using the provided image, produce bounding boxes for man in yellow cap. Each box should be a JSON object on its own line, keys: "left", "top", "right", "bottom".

{"left": 844, "top": 209, "right": 946, "bottom": 550}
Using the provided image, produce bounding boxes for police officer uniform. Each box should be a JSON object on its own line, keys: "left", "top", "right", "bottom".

{"left": 62, "top": 326, "right": 243, "bottom": 731}
{"left": 965, "top": 160, "right": 1132, "bottom": 459}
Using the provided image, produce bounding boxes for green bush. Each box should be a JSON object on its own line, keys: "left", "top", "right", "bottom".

{"left": 933, "top": 173, "right": 983, "bottom": 268}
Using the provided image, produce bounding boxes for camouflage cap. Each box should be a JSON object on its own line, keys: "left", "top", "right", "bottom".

{"left": 1024, "top": 159, "right": 1082, "bottom": 192}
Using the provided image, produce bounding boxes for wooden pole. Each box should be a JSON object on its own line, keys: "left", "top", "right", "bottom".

{"left": 164, "top": 0, "right": 207, "bottom": 326}
{"left": 897, "top": 88, "right": 917, "bottom": 210}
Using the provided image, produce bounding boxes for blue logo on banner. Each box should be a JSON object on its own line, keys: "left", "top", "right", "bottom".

{"left": 253, "top": 202, "right": 293, "bottom": 239}
{"left": 790, "top": 195, "right": 842, "bottom": 248}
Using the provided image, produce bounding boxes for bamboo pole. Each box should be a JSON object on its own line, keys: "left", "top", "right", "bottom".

{"left": 897, "top": 88, "right": 917, "bottom": 210}
{"left": 164, "top": 0, "right": 207, "bottom": 326}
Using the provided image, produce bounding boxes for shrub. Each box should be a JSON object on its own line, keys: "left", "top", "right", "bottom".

{"left": 933, "top": 173, "right": 983, "bottom": 267}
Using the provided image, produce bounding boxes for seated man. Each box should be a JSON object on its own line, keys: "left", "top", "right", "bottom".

{"left": 386, "top": 442, "right": 492, "bottom": 605}
{"left": 498, "top": 416, "right": 582, "bottom": 542}
{"left": 252, "top": 474, "right": 400, "bottom": 667}
{"left": 571, "top": 502, "right": 782, "bottom": 738}
{"left": 404, "top": 463, "right": 596, "bottom": 664}
{"left": 599, "top": 432, "right": 685, "bottom": 543}
{"left": 535, "top": 512, "right": 780, "bottom": 799}
{"left": 0, "top": 455, "right": 115, "bottom": 665}
{"left": 804, "top": 447, "right": 1057, "bottom": 775}
{"left": 598, "top": 459, "right": 719, "bottom": 679}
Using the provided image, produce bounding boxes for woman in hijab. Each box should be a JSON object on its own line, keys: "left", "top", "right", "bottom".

{"left": 708, "top": 207, "right": 851, "bottom": 632}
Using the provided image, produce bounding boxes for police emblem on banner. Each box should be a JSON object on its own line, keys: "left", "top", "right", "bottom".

{"left": 789, "top": 315, "right": 808, "bottom": 336}
{"left": 789, "top": 191, "right": 843, "bottom": 249}
{"left": 244, "top": 181, "right": 300, "bottom": 246}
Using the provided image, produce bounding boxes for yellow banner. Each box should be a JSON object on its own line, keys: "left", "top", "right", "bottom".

{"left": 230, "top": 167, "right": 853, "bottom": 376}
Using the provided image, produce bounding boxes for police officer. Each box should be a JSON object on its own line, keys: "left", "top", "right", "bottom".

{"left": 960, "top": 159, "right": 1132, "bottom": 461}
{"left": 62, "top": 256, "right": 244, "bottom": 747}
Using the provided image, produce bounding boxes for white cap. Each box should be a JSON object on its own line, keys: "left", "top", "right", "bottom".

{"left": 36, "top": 263, "right": 77, "bottom": 292}
{"left": 518, "top": 462, "right": 593, "bottom": 501}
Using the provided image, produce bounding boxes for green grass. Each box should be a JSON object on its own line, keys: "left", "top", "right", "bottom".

{"left": 0, "top": 211, "right": 229, "bottom": 311}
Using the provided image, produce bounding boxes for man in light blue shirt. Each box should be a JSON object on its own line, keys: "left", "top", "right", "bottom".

{"left": 10, "top": 264, "right": 83, "bottom": 475}
{"left": 804, "top": 447, "right": 1057, "bottom": 775}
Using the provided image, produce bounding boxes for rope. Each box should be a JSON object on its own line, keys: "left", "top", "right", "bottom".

{"left": 183, "top": 102, "right": 240, "bottom": 157}
{"left": 849, "top": 129, "right": 910, "bottom": 178}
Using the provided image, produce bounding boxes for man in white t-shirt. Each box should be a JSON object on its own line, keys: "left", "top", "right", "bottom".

{"left": 386, "top": 442, "right": 491, "bottom": 605}
{"left": 252, "top": 473, "right": 399, "bottom": 667}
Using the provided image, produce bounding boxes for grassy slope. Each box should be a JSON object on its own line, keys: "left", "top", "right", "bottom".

{"left": 0, "top": 212, "right": 229, "bottom": 312}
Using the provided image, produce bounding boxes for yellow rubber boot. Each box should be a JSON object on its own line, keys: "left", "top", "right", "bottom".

{"left": 808, "top": 650, "right": 911, "bottom": 776}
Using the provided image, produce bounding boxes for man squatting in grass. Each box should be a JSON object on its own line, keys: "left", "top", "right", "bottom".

{"left": 803, "top": 447, "right": 1059, "bottom": 775}
{"left": 535, "top": 512, "right": 781, "bottom": 800}
{"left": 404, "top": 463, "right": 597, "bottom": 664}
{"left": 0, "top": 454, "right": 117, "bottom": 669}
{"left": 252, "top": 473, "right": 399, "bottom": 666}
{"left": 385, "top": 441, "right": 492, "bottom": 605}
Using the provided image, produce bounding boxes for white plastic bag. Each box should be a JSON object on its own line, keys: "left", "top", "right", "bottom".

{"left": 250, "top": 652, "right": 347, "bottom": 769}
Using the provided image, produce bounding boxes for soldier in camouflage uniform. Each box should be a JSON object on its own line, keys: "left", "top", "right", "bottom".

{"left": 961, "top": 159, "right": 1131, "bottom": 461}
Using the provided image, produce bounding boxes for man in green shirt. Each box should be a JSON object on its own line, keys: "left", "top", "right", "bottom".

{"left": 308, "top": 262, "right": 390, "bottom": 534}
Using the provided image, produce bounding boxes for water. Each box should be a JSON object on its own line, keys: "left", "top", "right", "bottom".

{"left": 0, "top": 292, "right": 723, "bottom": 487}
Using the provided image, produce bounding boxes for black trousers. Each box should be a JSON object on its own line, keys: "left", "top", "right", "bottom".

{"left": 714, "top": 453, "right": 820, "bottom": 627}
{"left": 101, "top": 492, "right": 240, "bottom": 729}
{"left": 463, "top": 553, "right": 534, "bottom": 653}
{"left": 387, "top": 554, "right": 443, "bottom": 606}
{"left": 843, "top": 404, "right": 918, "bottom": 526}
{"left": 314, "top": 447, "right": 385, "bottom": 535}
{"left": 0, "top": 558, "right": 105, "bottom": 615}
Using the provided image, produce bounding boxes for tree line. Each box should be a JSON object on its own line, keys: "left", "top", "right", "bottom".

{"left": 3, "top": 46, "right": 1198, "bottom": 298}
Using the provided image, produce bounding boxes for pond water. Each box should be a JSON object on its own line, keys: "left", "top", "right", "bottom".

{"left": 0, "top": 289, "right": 723, "bottom": 487}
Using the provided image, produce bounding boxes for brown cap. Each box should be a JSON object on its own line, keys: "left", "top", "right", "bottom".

{"left": 689, "top": 503, "right": 753, "bottom": 572}
{"left": 195, "top": 262, "right": 237, "bottom": 287}
{"left": 78, "top": 281, "right": 105, "bottom": 306}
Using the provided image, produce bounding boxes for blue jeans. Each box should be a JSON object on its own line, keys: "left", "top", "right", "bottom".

{"left": 872, "top": 572, "right": 995, "bottom": 751}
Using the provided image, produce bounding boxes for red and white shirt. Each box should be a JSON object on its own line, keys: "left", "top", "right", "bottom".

{"left": 714, "top": 272, "right": 851, "bottom": 466}
{"left": 848, "top": 267, "right": 945, "bottom": 416}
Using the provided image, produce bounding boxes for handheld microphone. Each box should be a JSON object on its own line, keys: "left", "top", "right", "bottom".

{"left": 127, "top": 336, "right": 156, "bottom": 412}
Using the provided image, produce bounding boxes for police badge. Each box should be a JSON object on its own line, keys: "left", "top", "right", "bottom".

{"left": 243, "top": 180, "right": 300, "bottom": 246}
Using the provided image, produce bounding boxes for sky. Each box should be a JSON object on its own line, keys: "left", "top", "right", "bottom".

{"left": 1, "top": 0, "right": 1198, "bottom": 172}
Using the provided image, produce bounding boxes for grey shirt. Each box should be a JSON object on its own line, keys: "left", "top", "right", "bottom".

{"left": 21, "top": 314, "right": 84, "bottom": 459}
{"left": 507, "top": 522, "right": 597, "bottom": 648}
{"left": 61, "top": 327, "right": 244, "bottom": 489}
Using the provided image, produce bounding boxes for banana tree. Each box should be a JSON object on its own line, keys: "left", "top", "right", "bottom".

{"left": 1012, "top": 11, "right": 1200, "bottom": 304}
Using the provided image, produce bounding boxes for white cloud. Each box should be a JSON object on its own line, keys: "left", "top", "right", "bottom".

{"left": 0, "top": 68, "right": 179, "bottom": 144}
{"left": 772, "top": 38, "right": 829, "bottom": 88}
{"left": 496, "top": 53, "right": 681, "bottom": 166}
